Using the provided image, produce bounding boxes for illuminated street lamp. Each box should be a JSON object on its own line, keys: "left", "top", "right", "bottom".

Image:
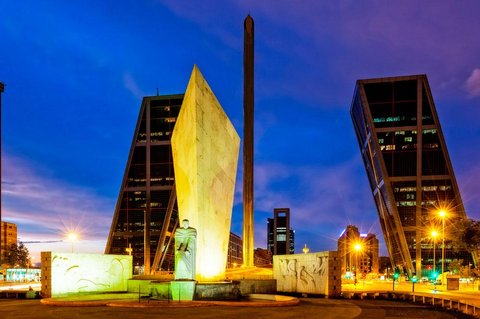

{"left": 67, "top": 232, "right": 78, "bottom": 253}
{"left": 354, "top": 243, "right": 362, "bottom": 287}
{"left": 431, "top": 230, "right": 438, "bottom": 279}
{"left": 438, "top": 210, "right": 447, "bottom": 284}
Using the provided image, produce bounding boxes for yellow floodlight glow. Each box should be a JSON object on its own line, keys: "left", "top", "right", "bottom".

{"left": 431, "top": 230, "right": 438, "bottom": 238}
{"left": 354, "top": 243, "right": 362, "bottom": 251}
{"left": 438, "top": 210, "right": 446, "bottom": 218}
{"left": 67, "top": 232, "right": 78, "bottom": 242}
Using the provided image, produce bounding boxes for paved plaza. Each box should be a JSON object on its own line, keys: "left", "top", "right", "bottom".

{"left": 0, "top": 298, "right": 475, "bottom": 319}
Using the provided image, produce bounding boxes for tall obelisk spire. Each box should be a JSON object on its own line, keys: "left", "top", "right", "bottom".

{"left": 243, "top": 15, "right": 254, "bottom": 267}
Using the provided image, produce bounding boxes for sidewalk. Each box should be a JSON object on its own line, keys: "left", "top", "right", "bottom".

{"left": 0, "top": 281, "right": 41, "bottom": 291}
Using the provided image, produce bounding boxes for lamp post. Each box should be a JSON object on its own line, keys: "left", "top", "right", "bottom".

{"left": 439, "top": 210, "right": 446, "bottom": 284}
{"left": 411, "top": 276, "right": 418, "bottom": 292}
{"left": 354, "top": 243, "right": 362, "bottom": 288}
{"left": 431, "top": 230, "right": 438, "bottom": 282}
{"left": 67, "top": 232, "right": 78, "bottom": 253}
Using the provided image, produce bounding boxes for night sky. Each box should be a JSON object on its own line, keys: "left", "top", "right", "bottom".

{"left": 1, "top": 1, "right": 480, "bottom": 260}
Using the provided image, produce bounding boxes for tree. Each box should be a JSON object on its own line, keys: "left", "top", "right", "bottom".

{"left": 451, "top": 219, "right": 480, "bottom": 253}
{"left": 4, "top": 242, "right": 30, "bottom": 268}
{"left": 447, "top": 259, "right": 465, "bottom": 275}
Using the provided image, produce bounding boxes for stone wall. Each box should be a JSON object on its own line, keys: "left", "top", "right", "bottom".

{"left": 41, "top": 252, "right": 132, "bottom": 298}
{"left": 273, "top": 251, "right": 341, "bottom": 296}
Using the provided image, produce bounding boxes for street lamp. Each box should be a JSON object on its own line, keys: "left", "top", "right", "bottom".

{"left": 431, "top": 230, "right": 438, "bottom": 281}
{"left": 67, "top": 232, "right": 78, "bottom": 253}
{"left": 354, "top": 243, "right": 362, "bottom": 287}
{"left": 438, "top": 210, "right": 447, "bottom": 284}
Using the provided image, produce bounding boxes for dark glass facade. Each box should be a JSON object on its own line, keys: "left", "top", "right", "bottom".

{"left": 350, "top": 75, "right": 473, "bottom": 276}
{"left": 105, "top": 94, "right": 183, "bottom": 274}
{"left": 267, "top": 208, "right": 294, "bottom": 256}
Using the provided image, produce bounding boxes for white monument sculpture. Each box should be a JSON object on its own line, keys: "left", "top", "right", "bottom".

{"left": 174, "top": 219, "right": 197, "bottom": 281}
{"left": 172, "top": 65, "right": 240, "bottom": 281}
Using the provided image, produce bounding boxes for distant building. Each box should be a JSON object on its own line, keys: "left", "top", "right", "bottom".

{"left": 351, "top": 74, "right": 474, "bottom": 276}
{"left": 379, "top": 256, "right": 392, "bottom": 275}
{"left": 227, "top": 232, "right": 243, "bottom": 268}
{"left": 1, "top": 221, "right": 17, "bottom": 263}
{"left": 227, "top": 234, "right": 272, "bottom": 267}
{"left": 267, "top": 208, "right": 295, "bottom": 257}
{"left": 338, "top": 225, "right": 379, "bottom": 276}
{"left": 360, "top": 233, "right": 379, "bottom": 274}
{"left": 254, "top": 248, "right": 272, "bottom": 266}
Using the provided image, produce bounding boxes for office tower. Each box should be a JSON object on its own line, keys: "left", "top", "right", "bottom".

{"left": 105, "top": 94, "right": 183, "bottom": 274}
{"left": 338, "top": 225, "right": 379, "bottom": 275}
{"left": 338, "top": 226, "right": 379, "bottom": 276}
{"left": 267, "top": 208, "right": 294, "bottom": 256}
{"left": 1, "top": 221, "right": 17, "bottom": 263}
{"left": 362, "top": 233, "right": 379, "bottom": 274}
{"left": 337, "top": 225, "right": 360, "bottom": 274}
{"left": 351, "top": 74, "right": 473, "bottom": 276}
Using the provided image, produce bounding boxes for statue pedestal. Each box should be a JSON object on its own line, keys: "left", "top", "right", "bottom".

{"left": 171, "top": 281, "right": 196, "bottom": 301}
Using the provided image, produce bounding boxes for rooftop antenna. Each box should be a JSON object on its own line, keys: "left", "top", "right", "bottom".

{"left": 156, "top": 88, "right": 159, "bottom": 96}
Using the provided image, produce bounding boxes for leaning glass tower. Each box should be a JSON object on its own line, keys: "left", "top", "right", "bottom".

{"left": 350, "top": 74, "right": 473, "bottom": 276}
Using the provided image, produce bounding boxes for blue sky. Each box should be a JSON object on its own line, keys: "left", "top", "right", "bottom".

{"left": 1, "top": 1, "right": 480, "bottom": 259}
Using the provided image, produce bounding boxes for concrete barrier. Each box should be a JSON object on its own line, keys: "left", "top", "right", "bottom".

{"left": 345, "top": 291, "right": 480, "bottom": 318}
{"left": 413, "top": 293, "right": 480, "bottom": 318}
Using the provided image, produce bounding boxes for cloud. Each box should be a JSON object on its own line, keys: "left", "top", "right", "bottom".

{"left": 158, "top": 0, "right": 242, "bottom": 51}
{"left": 3, "top": 154, "right": 115, "bottom": 245}
{"left": 161, "top": 1, "right": 480, "bottom": 104}
{"left": 123, "top": 72, "right": 146, "bottom": 100}
{"left": 466, "top": 68, "right": 480, "bottom": 97}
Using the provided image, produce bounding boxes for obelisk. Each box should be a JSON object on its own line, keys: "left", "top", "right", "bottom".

{"left": 0, "top": 82, "right": 3, "bottom": 267}
{"left": 243, "top": 15, "right": 254, "bottom": 267}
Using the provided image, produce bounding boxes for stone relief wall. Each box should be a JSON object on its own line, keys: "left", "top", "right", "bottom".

{"left": 41, "top": 252, "right": 132, "bottom": 297}
{"left": 273, "top": 251, "right": 341, "bottom": 296}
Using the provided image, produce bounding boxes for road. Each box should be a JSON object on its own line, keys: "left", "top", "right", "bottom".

{"left": 0, "top": 298, "right": 473, "bottom": 319}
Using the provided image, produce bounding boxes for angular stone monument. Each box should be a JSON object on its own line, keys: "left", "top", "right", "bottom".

{"left": 172, "top": 65, "right": 240, "bottom": 282}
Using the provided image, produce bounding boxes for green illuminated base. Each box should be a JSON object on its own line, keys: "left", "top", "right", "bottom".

{"left": 171, "top": 281, "right": 196, "bottom": 301}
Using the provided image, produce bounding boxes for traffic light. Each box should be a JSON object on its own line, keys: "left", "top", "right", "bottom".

{"left": 411, "top": 276, "right": 418, "bottom": 283}
{"left": 431, "top": 271, "right": 438, "bottom": 281}
{"left": 393, "top": 270, "right": 400, "bottom": 280}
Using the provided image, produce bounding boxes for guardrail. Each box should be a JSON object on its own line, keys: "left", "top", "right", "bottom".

{"left": 342, "top": 291, "right": 480, "bottom": 317}
{"left": 412, "top": 293, "right": 479, "bottom": 317}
